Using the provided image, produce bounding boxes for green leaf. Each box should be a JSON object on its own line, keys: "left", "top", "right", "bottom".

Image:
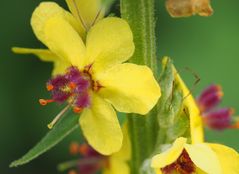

{"left": 10, "top": 113, "right": 79, "bottom": 167}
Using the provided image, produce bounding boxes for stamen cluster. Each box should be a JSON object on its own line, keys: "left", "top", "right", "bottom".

{"left": 161, "top": 149, "right": 195, "bottom": 174}
{"left": 40, "top": 66, "right": 102, "bottom": 113}
{"left": 197, "top": 84, "right": 235, "bottom": 130}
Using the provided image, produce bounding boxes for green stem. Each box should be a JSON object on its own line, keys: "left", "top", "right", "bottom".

{"left": 120, "top": 0, "right": 158, "bottom": 173}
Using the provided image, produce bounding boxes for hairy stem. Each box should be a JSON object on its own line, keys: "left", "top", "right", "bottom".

{"left": 120, "top": 0, "right": 158, "bottom": 173}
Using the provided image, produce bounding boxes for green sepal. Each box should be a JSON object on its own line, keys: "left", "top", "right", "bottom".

{"left": 166, "top": 81, "right": 190, "bottom": 142}
{"left": 156, "top": 57, "right": 190, "bottom": 143}
{"left": 167, "top": 111, "right": 190, "bottom": 142}
{"left": 157, "top": 58, "right": 175, "bottom": 128}
{"left": 10, "top": 113, "right": 79, "bottom": 167}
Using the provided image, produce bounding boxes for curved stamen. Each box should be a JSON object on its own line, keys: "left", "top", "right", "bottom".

{"left": 47, "top": 104, "right": 71, "bottom": 129}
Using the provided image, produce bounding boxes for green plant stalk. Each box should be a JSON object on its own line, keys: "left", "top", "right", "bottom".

{"left": 120, "top": 0, "right": 158, "bottom": 173}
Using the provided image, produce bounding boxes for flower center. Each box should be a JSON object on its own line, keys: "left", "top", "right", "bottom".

{"left": 39, "top": 65, "right": 103, "bottom": 129}
{"left": 161, "top": 149, "right": 195, "bottom": 174}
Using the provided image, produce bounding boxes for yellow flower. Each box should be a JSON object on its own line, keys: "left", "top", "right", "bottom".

{"left": 151, "top": 137, "right": 239, "bottom": 174}
{"left": 162, "top": 57, "right": 204, "bottom": 143}
{"left": 103, "top": 124, "right": 131, "bottom": 174}
{"left": 13, "top": 2, "right": 161, "bottom": 155}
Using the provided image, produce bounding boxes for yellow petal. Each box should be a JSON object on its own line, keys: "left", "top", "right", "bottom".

{"left": 155, "top": 170, "right": 162, "bottom": 174}
{"left": 12, "top": 47, "right": 70, "bottom": 75}
{"left": 196, "top": 167, "right": 208, "bottom": 174}
{"left": 85, "top": 17, "right": 135, "bottom": 73}
{"left": 79, "top": 93, "right": 123, "bottom": 155}
{"left": 44, "top": 17, "right": 86, "bottom": 68}
{"left": 112, "top": 123, "right": 131, "bottom": 161}
{"left": 151, "top": 137, "right": 187, "bottom": 168}
{"left": 52, "top": 60, "right": 71, "bottom": 75}
{"left": 185, "top": 143, "right": 222, "bottom": 174}
{"left": 208, "top": 143, "right": 239, "bottom": 174}
{"left": 103, "top": 157, "right": 130, "bottom": 174}
{"left": 12, "top": 47, "right": 57, "bottom": 62}
{"left": 97, "top": 63, "right": 161, "bottom": 115}
{"left": 165, "top": 57, "right": 204, "bottom": 144}
{"left": 31, "top": 2, "right": 85, "bottom": 44}
{"left": 66, "top": 0, "right": 105, "bottom": 30}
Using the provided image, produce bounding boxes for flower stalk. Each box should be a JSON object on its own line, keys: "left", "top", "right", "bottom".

{"left": 120, "top": 0, "right": 159, "bottom": 173}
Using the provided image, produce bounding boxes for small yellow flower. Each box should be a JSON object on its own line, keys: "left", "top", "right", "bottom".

{"left": 13, "top": 2, "right": 161, "bottom": 155}
{"left": 162, "top": 57, "right": 204, "bottom": 144}
{"left": 151, "top": 137, "right": 239, "bottom": 174}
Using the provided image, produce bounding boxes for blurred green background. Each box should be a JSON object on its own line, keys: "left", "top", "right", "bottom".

{"left": 1, "top": 0, "right": 239, "bottom": 173}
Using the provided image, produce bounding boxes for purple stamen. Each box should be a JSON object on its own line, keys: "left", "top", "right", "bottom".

{"left": 203, "top": 108, "right": 234, "bottom": 130}
{"left": 197, "top": 84, "right": 223, "bottom": 112}
{"left": 75, "top": 93, "right": 91, "bottom": 108}
{"left": 77, "top": 144, "right": 108, "bottom": 174}
{"left": 48, "top": 75, "right": 68, "bottom": 88}
{"left": 65, "top": 66, "right": 82, "bottom": 82}
{"left": 52, "top": 90, "right": 71, "bottom": 103}
{"left": 43, "top": 66, "right": 98, "bottom": 113}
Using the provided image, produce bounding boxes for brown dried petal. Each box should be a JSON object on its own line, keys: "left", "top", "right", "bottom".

{"left": 166, "top": 0, "right": 213, "bottom": 17}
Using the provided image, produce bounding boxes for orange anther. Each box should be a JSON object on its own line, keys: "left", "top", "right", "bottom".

{"left": 79, "top": 144, "right": 89, "bottom": 156}
{"left": 46, "top": 84, "right": 54, "bottom": 91}
{"left": 69, "top": 82, "right": 76, "bottom": 90}
{"left": 39, "top": 99, "right": 54, "bottom": 106}
{"left": 230, "top": 122, "right": 239, "bottom": 129}
{"left": 68, "top": 170, "right": 77, "bottom": 174}
{"left": 70, "top": 142, "right": 80, "bottom": 155}
{"left": 229, "top": 108, "right": 235, "bottom": 115}
{"left": 217, "top": 91, "right": 224, "bottom": 98}
{"left": 73, "top": 106, "right": 83, "bottom": 113}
